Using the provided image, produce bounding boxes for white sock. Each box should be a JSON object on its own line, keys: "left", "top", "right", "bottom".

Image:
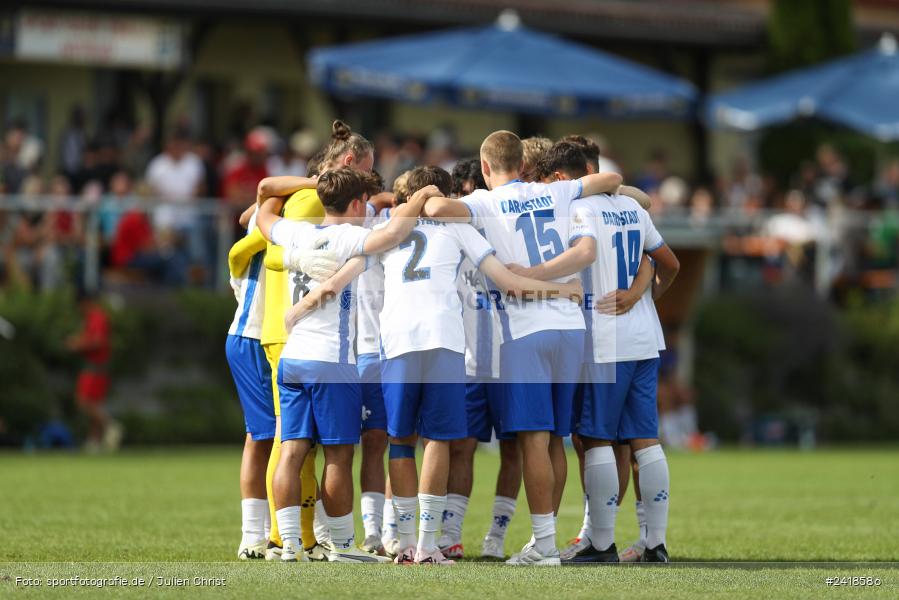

{"left": 328, "top": 512, "right": 356, "bottom": 550}
{"left": 392, "top": 495, "right": 418, "bottom": 550}
{"left": 584, "top": 446, "right": 619, "bottom": 551}
{"left": 531, "top": 512, "right": 556, "bottom": 556}
{"left": 578, "top": 493, "right": 592, "bottom": 540}
{"left": 275, "top": 506, "right": 300, "bottom": 550}
{"left": 487, "top": 495, "right": 516, "bottom": 540}
{"left": 635, "top": 445, "right": 669, "bottom": 549}
{"left": 417, "top": 493, "right": 446, "bottom": 553}
{"left": 360, "top": 491, "right": 385, "bottom": 539}
{"left": 635, "top": 500, "right": 647, "bottom": 546}
{"left": 382, "top": 496, "right": 398, "bottom": 542}
{"left": 264, "top": 507, "right": 271, "bottom": 541}
{"left": 440, "top": 493, "right": 468, "bottom": 543}
{"left": 313, "top": 499, "right": 331, "bottom": 546}
{"left": 241, "top": 498, "right": 268, "bottom": 545}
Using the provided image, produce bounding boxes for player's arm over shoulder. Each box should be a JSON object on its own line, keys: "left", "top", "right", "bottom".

{"left": 478, "top": 254, "right": 583, "bottom": 302}
{"left": 362, "top": 184, "right": 439, "bottom": 254}
{"left": 282, "top": 190, "right": 325, "bottom": 220}
{"left": 422, "top": 191, "right": 478, "bottom": 223}
{"left": 642, "top": 210, "right": 679, "bottom": 299}
{"left": 577, "top": 172, "right": 623, "bottom": 200}
{"left": 257, "top": 176, "right": 318, "bottom": 205}
{"left": 285, "top": 255, "right": 367, "bottom": 329}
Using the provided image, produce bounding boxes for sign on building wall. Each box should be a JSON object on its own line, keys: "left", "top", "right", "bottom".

{"left": 14, "top": 9, "right": 184, "bottom": 69}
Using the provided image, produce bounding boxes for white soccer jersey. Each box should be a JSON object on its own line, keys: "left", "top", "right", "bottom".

{"left": 356, "top": 204, "right": 387, "bottom": 356}
{"left": 457, "top": 248, "right": 502, "bottom": 379}
{"left": 270, "top": 219, "right": 370, "bottom": 364}
{"left": 462, "top": 180, "right": 585, "bottom": 342}
{"left": 378, "top": 219, "right": 494, "bottom": 360}
{"left": 569, "top": 194, "right": 666, "bottom": 363}
{"left": 228, "top": 210, "right": 266, "bottom": 340}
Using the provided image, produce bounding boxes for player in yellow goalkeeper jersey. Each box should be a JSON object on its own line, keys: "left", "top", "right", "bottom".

{"left": 228, "top": 120, "right": 376, "bottom": 561}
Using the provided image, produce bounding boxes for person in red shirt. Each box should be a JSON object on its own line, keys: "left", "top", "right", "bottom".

{"left": 67, "top": 292, "right": 122, "bottom": 451}
{"left": 110, "top": 211, "right": 154, "bottom": 268}
{"left": 222, "top": 130, "right": 270, "bottom": 209}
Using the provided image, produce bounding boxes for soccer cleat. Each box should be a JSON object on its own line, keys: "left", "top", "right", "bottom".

{"left": 560, "top": 536, "right": 592, "bottom": 560}
{"left": 642, "top": 544, "right": 670, "bottom": 563}
{"left": 415, "top": 547, "right": 455, "bottom": 565}
{"left": 618, "top": 540, "right": 645, "bottom": 563}
{"left": 394, "top": 546, "right": 416, "bottom": 565}
{"left": 505, "top": 544, "right": 561, "bottom": 566}
{"left": 281, "top": 541, "right": 309, "bottom": 563}
{"left": 480, "top": 535, "right": 505, "bottom": 560}
{"left": 506, "top": 539, "right": 534, "bottom": 563}
{"left": 382, "top": 537, "right": 400, "bottom": 558}
{"left": 563, "top": 543, "right": 619, "bottom": 564}
{"left": 438, "top": 537, "right": 464, "bottom": 560}
{"left": 305, "top": 542, "right": 330, "bottom": 562}
{"left": 237, "top": 539, "right": 266, "bottom": 560}
{"left": 361, "top": 534, "right": 386, "bottom": 556}
{"left": 329, "top": 546, "right": 392, "bottom": 563}
{"left": 264, "top": 541, "right": 282, "bottom": 561}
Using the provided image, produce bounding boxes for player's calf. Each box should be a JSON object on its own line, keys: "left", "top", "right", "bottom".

{"left": 632, "top": 441, "right": 669, "bottom": 562}
{"left": 360, "top": 428, "right": 388, "bottom": 555}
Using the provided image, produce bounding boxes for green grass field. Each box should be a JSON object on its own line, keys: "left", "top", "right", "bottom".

{"left": 1, "top": 447, "right": 897, "bottom": 598}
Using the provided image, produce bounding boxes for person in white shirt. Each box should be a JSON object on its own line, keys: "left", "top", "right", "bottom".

{"left": 530, "top": 141, "right": 656, "bottom": 561}
{"left": 225, "top": 207, "right": 275, "bottom": 561}
{"left": 422, "top": 131, "right": 637, "bottom": 565}
{"left": 378, "top": 166, "right": 583, "bottom": 566}
{"left": 145, "top": 130, "right": 206, "bottom": 272}
{"left": 513, "top": 142, "right": 679, "bottom": 564}
{"left": 254, "top": 167, "right": 438, "bottom": 564}
{"left": 355, "top": 198, "right": 391, "bottom": 556}
{"left": 144, "top": 130, "right": 204, "bottom": 228}
{"left": 438, "top": 158, "right": 521, "bottom": 561}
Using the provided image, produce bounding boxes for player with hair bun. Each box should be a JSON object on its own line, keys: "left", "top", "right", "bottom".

{"left": 227, "top": 119, "right": 375, "bottom": 561}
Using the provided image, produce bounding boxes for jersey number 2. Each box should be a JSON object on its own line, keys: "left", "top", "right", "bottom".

{"left": 400, "top": 231, "right": 431, "bottom": 282}
{"left": 612, "top": 230, "right": 641, "bottom": 290}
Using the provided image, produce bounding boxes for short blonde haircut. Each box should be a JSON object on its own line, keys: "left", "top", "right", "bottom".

{"left": 392, "top": 170, "right": 412, "bottom": 205}
{"left": 521, "top": 136, "right": 553, "bottom": 182}
{"left": 480, "top": 130, "right": 523, "bottom": 174}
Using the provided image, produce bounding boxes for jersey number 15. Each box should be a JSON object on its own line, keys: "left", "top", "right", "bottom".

{"left": 515, "top": 209, "right": 564, "bottom": 267}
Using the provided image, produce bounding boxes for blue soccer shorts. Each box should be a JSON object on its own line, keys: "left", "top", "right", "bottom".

{"left": 357, "top": 352, "right": 387, "bottom": 432}
{"left": 465, "top": 377, "right": 512, "bottom": 442}
{"left": 381, "top": 348, "right": 467, "bottom": 441}
{"left": 277, "top": 358, "right": 362, "bottom": 445}
{"left": 576, "top": 358, "right": 660, "bottom": 441}
{"left": 499, "top": 329, "right": 585, "bottom": 437}
{"left": 225, "top": 335, "right": 276, "bottom": 441}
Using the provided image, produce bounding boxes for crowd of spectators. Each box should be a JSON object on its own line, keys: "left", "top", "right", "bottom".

{"left": 625, "top": 144, "right": 899, "bottom": 294}
{"left": 0, "top": 107, "right": 327, "bottom": 290}
{"left": 2, "top": 103, "right": 899, "bottom": 298}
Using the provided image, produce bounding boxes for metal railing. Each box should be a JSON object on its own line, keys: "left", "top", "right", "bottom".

{"left": 0, "top": 194, "right": 894, "bottom": 296}
{"left": 0, "top": 195, "right": 239, "bottom": 292}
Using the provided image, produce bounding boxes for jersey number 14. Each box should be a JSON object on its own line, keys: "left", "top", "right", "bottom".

{"left": 612, "top": 230, "right": 641, "bottom": 290}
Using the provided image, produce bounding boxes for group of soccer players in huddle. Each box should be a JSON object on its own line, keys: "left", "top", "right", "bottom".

{"left": 224, "top": 120, "right": 680, "bottom": 566}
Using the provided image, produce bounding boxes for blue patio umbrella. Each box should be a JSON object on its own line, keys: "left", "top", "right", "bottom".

{"left": 707, "top": 34, "right": 899, "bottom": 141}
{"left": 308, "top": 11, "right": 696, "bottom": 118}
